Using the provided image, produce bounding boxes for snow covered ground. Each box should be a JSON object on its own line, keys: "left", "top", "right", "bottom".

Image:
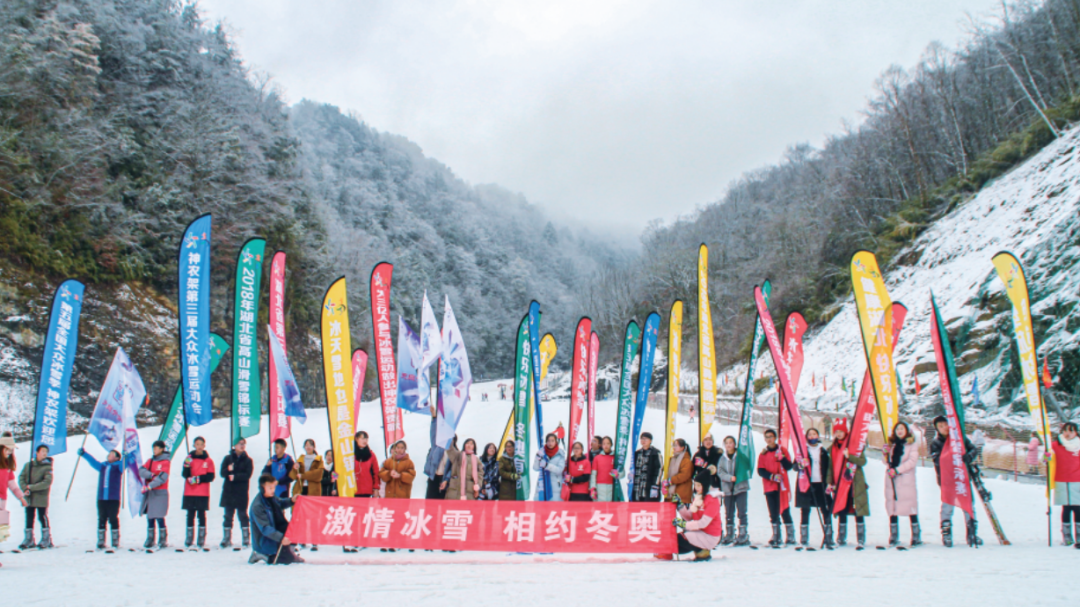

{"left": 2, "top": 380, "right": 1072, "bottom": 605}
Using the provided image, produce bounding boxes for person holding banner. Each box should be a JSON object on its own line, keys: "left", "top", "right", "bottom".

{"left": 290, "top": 439, "right": 325, "bottom": 498}
{"left": 320, "top": 450, "right": 338, "bottom": 498}
{"left": 479, "top": 443, "right": 500, "bottom": 500}
{"left": 353, "top": 431, "right": 381, "bottom": 498}
{"left": 1, "top": 433, "right": 29, "bottom": 563}
{"left": 1048, "top": 422, "right": 1080, "bottom": 547}
{"left": 182, "top": 437, "right": 216, "bottom": 550}
{"left": 446, "top": 438, "right": 482, "bottom": 501}
{"left": 220, "top": 438, "right": 254, "bottom": 550}
{"left": 631, "top": 432, "right": 663, "bottom": 503}
{"left": 424, "top": 416, "right": 449, "bottom": 500}
{"left": 534, "top": 433, "right": 566, "bottom": 501}
{"left": 929, "top": 416, "right": 981, "bottom": 547}
{"left": 565, "top": 442, "right": 593, "bottom": 502}
{"left": 18, "top": 445, "right": 54, "bottom": 550}
{"left": 692, "top": 435, "right": 722, "bottom": 496}
{"left": 78, "top": 447, "right": 124, "bottom": 550}
{"left": 883, "top": 422, "right": 921, "bottom": 548}
{"left": 758, "top": 428, "right": 794, "bottom": 547}
{"left": 498, "top": 441, "right": 520, "bottom": 501}
{"left": 263, "top": 439, "right": 295, "bottom": 498}
{"left": 589, "top": 436, "right": 602, "bottom": 462}
{"left": 667, "top": 471, "right": 722, "bottom": 562}
{"left": 828, "top": 418, "right": 869, "bottom": 548}
{"left": 249, "top": 474, "right": 299, "bottom": 565}
{"left": 590, "top": 437, "right": 617, "bottom": 502}
{"left": 795, "top": 428, "right": 833, "bottom": 549}
{"left": 718, "top": 436, "right": 750, "bottom": 546}
{"left": 665, "top": 439, "right": 693, "bottom": 504}
{"left": 139, "top": 440, "right": 171, "bottom": 549}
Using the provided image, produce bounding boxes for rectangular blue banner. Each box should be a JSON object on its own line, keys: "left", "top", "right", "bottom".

{"left": 33, "top": 279, "right": 84, "bottom": 454}
{"left": 179, "top": 214, "right": 213, "bottom": 427}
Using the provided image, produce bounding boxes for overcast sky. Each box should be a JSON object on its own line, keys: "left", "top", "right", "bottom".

{"left": 197, "top": 0, "right": 1003, "bottom": 237}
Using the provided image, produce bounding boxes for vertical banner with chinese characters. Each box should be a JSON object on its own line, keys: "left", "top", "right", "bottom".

{"left": 992, "top": 252, "right": 1054, "bottom": 487}
{"left": 627, "top": 312, "right": 660, "bottom": 499}
{"left": 370, "top": 262, "right": 403, "bottom": 453}
{"left": 735, "top": 280, "right": 770, "bottom": 484}
{"left": 777, "top": 312, "right": 807, "bottom": 460}
{"left": 851, "top": 250, "right": 901, "bottom": 439}
{"left": 587, "top": 331, "right": 599, "bottom": 442}
{"left": 834, "top": 303, "right": 906, "bottom": 513}
{"left": 930, "top": 293, "right": 973, "bottom": 516}
{"left": 510, "top": 315, "right": 532, "bottom": 499}
{"left": 352, "top": 349, "right": 368, "bottom": 424}
{"left": 287, "top": 496, "right": 677, "bottom": 553}
{"left": 321, "top": 277, "right": 356, "bottom": 497}
{"left": 753, "top": 287, "right": 810, "bottom": 493}
{"left": 527, "top": 301, "right": 550, "bottom": 500}
{"left": 268, "top": 251, "right": 289, "bottom": 445}
{"left": 32, "top": 279, "right": 84, "bottom": 455}
{"left": 178, "top": 214, "right": 213, "bottom": 426}
{"left": 231, "top": 238, "right": 265, "bottom": 445}
{"left": 159, "top": 334, "right": 229, "bottom": 459}
{"left": 613, "top": 320, "right": 641, "bottom": 502}
{"left": 568, "top": 317, "right": 592, "bottom": 449}
{"left": 665, "top": 301, "right": 683, "bottom": 470}
{"left": 697, "top": 244, "right": 717, "bottom": 442}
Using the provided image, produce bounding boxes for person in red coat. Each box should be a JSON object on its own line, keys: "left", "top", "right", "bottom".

{"left": 757, "top": 428, "right": 794, "bottom": 547}
{"left": 182, "top": 436, "right": 216, "bottom": 550}
{"left": 353, "top": 431, "right": 381, "bottom": 497}
{"left": 590, "top": 437, "right": 617, "bottom": 502}
{"left": 565, "top": 442, "right": 592, "bottom": 501}
{"left": 1049, "top": 422, "right": 1080, "bottom": 546}
{"left": 662, "top": 471, "right": 722, "bottom": 561}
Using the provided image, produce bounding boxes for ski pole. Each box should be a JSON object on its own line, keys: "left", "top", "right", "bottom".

{"left": 65, "top": 433, "right": 90, "bottom": 501}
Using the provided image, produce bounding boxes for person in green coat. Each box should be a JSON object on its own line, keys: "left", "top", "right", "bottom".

{"left": 497, "top": 441, "right": 520, "bottom": 501}
{"left": 18, "top": 445, "right": 54, "bottom": 549}
{"left": 827, "top": 418, "right": 869, "bottom": 549}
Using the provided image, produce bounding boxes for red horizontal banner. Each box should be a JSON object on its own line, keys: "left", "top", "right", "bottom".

{"left": 287, "top": 496, "right": 678, "bottom": 553}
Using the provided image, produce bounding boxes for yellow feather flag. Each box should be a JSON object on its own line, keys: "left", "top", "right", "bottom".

{"left": 698, "top": 245, "right": 717, "bottom": 442}
{"left": 850, "top": 251, "right": 900, "bottom": 438}
{"left": 321, "top": 277, "right": 356, "bottom": 497}
{"left": 665, "top": 300, "right": 683, "bottom": 470}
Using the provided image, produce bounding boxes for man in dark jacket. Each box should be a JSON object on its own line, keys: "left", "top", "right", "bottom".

{"left": 631, "top": 432, "right": 663, "bottom": 502}
{"left": 220, "top": 438, "right": 254, "bottom": 549}
{"left": 249, "top": 474, "right": 299, "bottom": 565}
{"left": 929, "top": 415, "right": 982, "bottom": 547}
{"left": 498, "top": 441, "right": 520, "bottom": 501}
{"left": 423, "top": 415, "right": 448, "bottom": 499}
{"left": 262, "top": 438, "right": 295, "bottom": 498}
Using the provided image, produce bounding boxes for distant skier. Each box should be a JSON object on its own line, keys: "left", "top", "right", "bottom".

{"left": 220, "top": 438, "right": 254, "bottom": 549}
{"left": 565, "top": 442, "right": 593, "bottom": 501}
{"left": 555, "top": 422, "right": 566, "bottom": 447}
{"left": 631, "top": 432, "right": 663, "bottom": 502}
{"left": 970, "top": 427, "right": 986, "bottom": 465}
{"left": 828, "top": 418, "right": 869, "bottom": 549}
{"left": 181, "top": 436, "right": 216, "bottom": 550}
{"left": 18, "top": 444, "right": 54, "bottom": 549}
{"left": 1046, "top": 422, "right": 1080, "bottom": 546}
{"left": 262, "top": 439, "right": 295, "bottom": 498}
{"left": 78, "top": 447, "right": 124, "bottom": 550}
{"left": 795, "top": 428, "right": 833, "bottom": 548}
{"left": 139, "top": 440, "right": 171, "bottom": 549}
{"left": 717, "top": 436, "right": 750, "bottom": 546}
{"left": 758, "top": 428, "right": 794, "bottom": 546}
{"left": 1027, "top": 433, "right": 1043, "bottom": 475}
{"left": 688, "top": 406, "right": 696, "bottom": 424}
{"left": 883, "top": 422, "right": 921, "bottom": 547}
{"left": 589, "top": 436, "right": 617, "bottom": 502}
{"left": 929, "top": 416, "right": 981, "bottom": 547}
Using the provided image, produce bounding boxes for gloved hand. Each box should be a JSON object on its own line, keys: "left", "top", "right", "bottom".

{"left": 671, "top": 492, "right": 682, "bottom": 506}
{"left": 1044, "top": 452, "right": 1053, "bottom": 463}
{"left": 184, "top": 457, "right": 192, "bottom": 466}
{"left": 887, "top": 468, "right": 897, "bottom": 479}
{"left": 590, "top": 488, "right": 597, "bottom": 500}
{"left": 693, "top": 457, "right": 705, "bottom": 468}
{"left": 772, "top": 474, "right": 784, "bottom": 483}
{"left": 78, "top": 448, "right": 85, "bottom": 456}
{"left": 188, "top": 477, "right": 199, "bottom": 485}
{"left": 610, "top": 469, "right": 619, "bottom": 479}
{"left": 826, "top": 485, "right": 836, "bottom": 497}
{"left": 800, "top": 458, "right": 811, "bottom": 469}
{"left": 673, "top": 518, "right": 687, "bottom": 530}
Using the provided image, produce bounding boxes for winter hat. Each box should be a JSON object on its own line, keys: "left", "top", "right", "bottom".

{"left": 831, "top": 417, "right": 848, "bottom": 435}
{"left": 693, "top": 470, "right": 712, "bottom": 494}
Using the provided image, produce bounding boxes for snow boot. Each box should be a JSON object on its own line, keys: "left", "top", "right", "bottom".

{"left": 241, "top": 526, "right": 251, "bottom": 548}
{"left": 784, "top": 522, "right": 796, "bottom": 546}
{"left": 197, "top": 526, "right": 207, "bottom": 549}
{"left": 653, "top": 553, "right": 674, "bottom": 560}
{"left": 38, "top": 527, "right": 53, "bottom": 549}
{"left": 248, "top": 552, "right": 269, "bottom": 565}
{"left": 941, "top": 521, "right": 953, "bottom": 548}
{"left": 966, "top": 519, "right": 983, "bottom": 547}
{"left": 158, "top": 527, "right": 168, "bottom": 549}
{"left": 768, "top": 523, "right": 781, "bottom": 547}
{"left": 823, "top": 523, "right": 835, "bottom": 548}
{"left": 799, "top": 524, "right": 809, "bottom": 547}
{"left": 910, "top": 520, "right": 922, "bottom": 547}
{"left": 97, "top": 530, "right": 107, "bottom": 550}
{"left": 19, "top": 529, "right": 36, "bottom": 550}
{"left": 221, "top": 527, "right": 233, "bottom": 549}
{"left": 144, "top": 527, "right": 156, "bottom": 549}
{"left": 888, "top": 521, "right": 899, "bottom": 547}
{"left": 693, "top": 549, "right": 712, "bottom": 562}
{"left": 734, "top": 524, "right": 750, "bottom": 547}
{"left": 185, "top": 526, "right": 194, "bottom": 549}
{"left": 836, "top": 520, "right": 847, "bottom": 546}
{"left": 111, "top": 529, "right": 120, "bottom": 550}
{"left": 1074, "top": 522, "right": 1080, "bottom": 549}
{"left": 721, "top": 521, "right": 735, "bottom": 546}
{"left": 1063, "top": 522, "right": 1075, "bottom": 547}
{"left": 856, "top": 521, "right": 866, "bottom": 549}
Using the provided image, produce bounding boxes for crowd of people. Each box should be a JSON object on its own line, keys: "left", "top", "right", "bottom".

{"left": 2, "top": 413, "right": 1079, "bottom": 566}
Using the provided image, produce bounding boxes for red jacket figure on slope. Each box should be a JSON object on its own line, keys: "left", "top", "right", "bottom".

{"left": 182, "top": 437, "right": 216, "bottom": 550}
{"left": 757, "top": 428, "right": 794, "bottom": 547}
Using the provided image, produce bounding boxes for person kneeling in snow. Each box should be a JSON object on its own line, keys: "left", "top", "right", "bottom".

{"left": 660, "top": 471, "right": 721, "bottom": 562}
{"left": 249, "top": 474, "right": 300, "bottom": 565}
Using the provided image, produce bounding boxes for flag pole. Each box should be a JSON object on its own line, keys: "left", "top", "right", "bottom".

{"left": 64, "top": 432, "right": 89, "bottom": 501}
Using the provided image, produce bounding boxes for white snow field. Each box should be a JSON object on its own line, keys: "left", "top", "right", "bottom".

{"left": 1, "top": 379, "right": 1072, "bottom": 605}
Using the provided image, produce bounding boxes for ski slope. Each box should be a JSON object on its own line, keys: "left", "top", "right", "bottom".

{"left": 1, "top": 380, "right": 1071, "bottom": 605}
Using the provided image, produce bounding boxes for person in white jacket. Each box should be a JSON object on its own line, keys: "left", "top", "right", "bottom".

{"left": 533, "top": 433, "right": 566, "bottom": 501}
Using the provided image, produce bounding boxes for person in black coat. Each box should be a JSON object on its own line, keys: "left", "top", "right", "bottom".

{"left": 220, "top": 438, "right": 254, "bottom": 549}
{"left": 692, "top": 435, "right": 723, "bottom": 494}
{"left": 794, "top": 428, "right": 833, "bottom": 548}
{"left": 928, "top": 415, "right": 981, "bottom": 547}
{"left": 631, "top": 432, "right": 663, "bottom": 502}
{"left": 321, "top": 450, "right": 339, "bottom": 497}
